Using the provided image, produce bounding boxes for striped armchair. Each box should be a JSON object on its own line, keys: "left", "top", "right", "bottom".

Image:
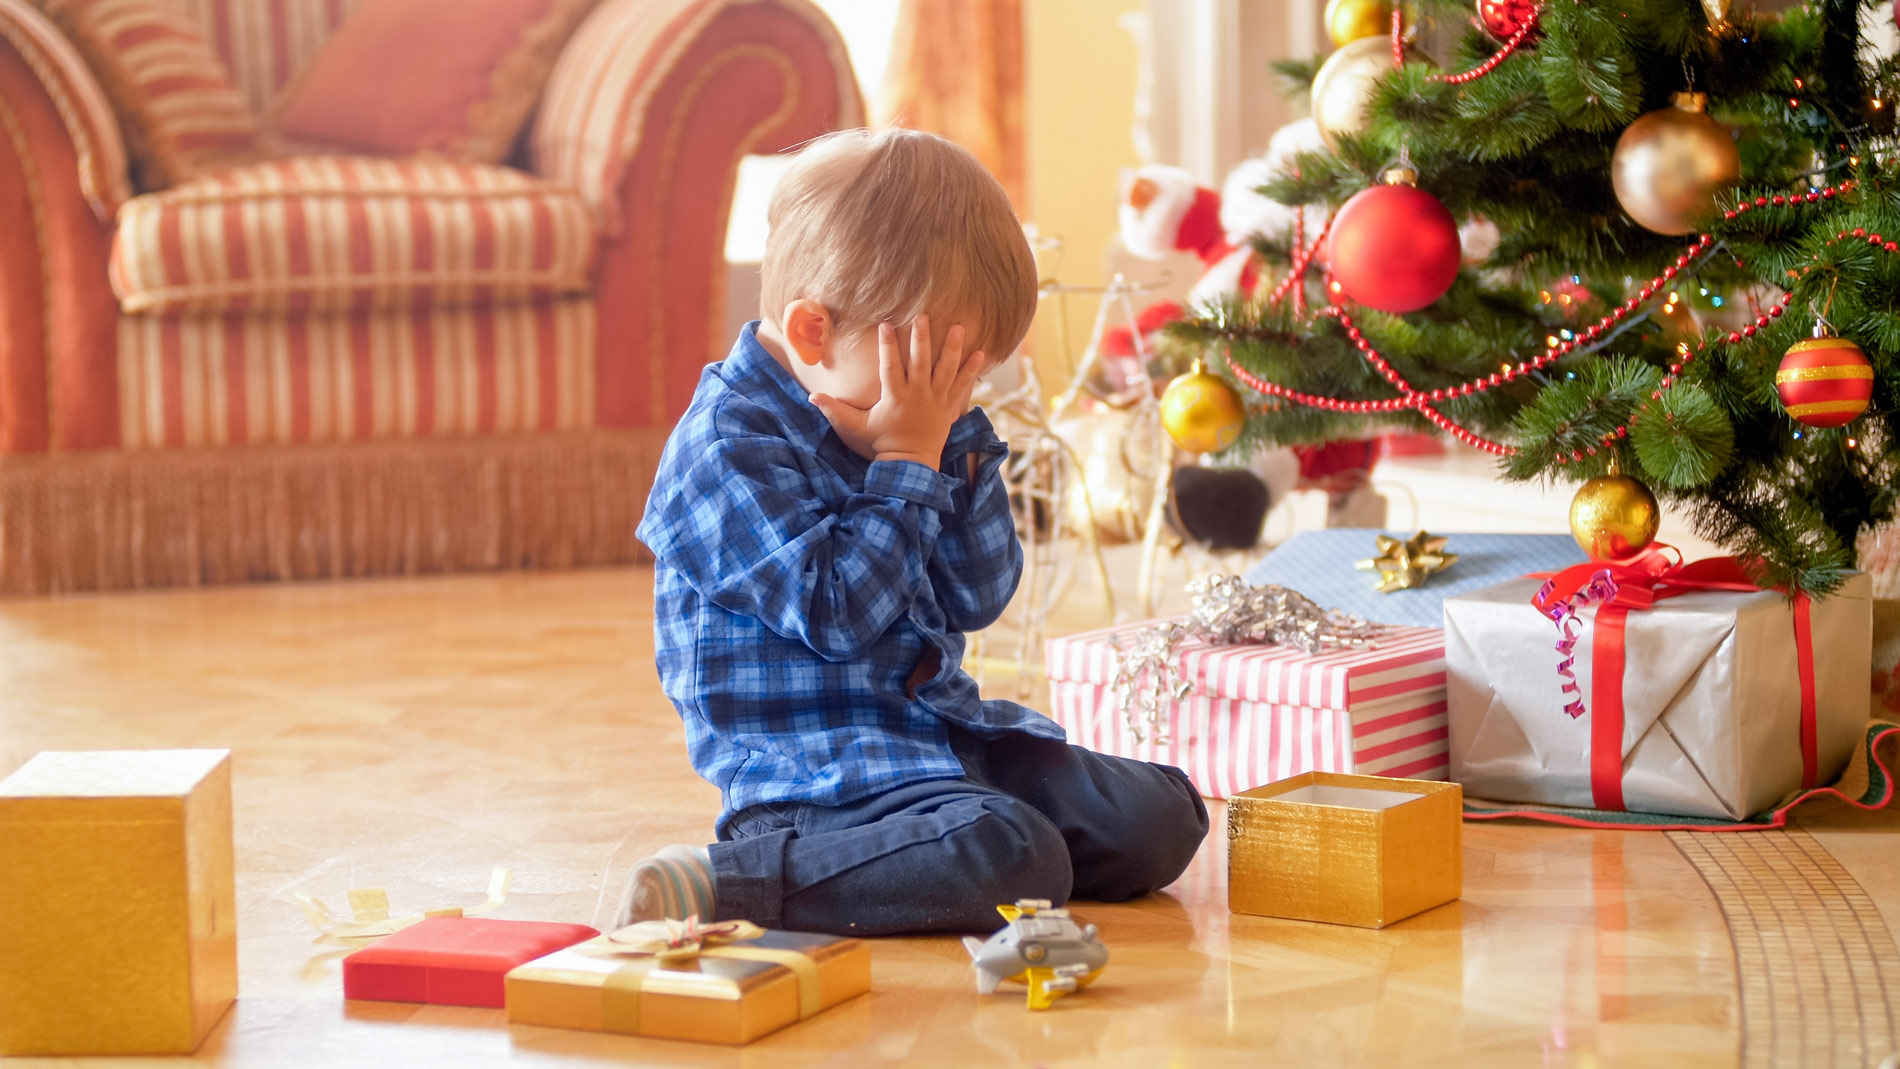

{"left": 0, "top": 0, "right": 862, "bottom": 592}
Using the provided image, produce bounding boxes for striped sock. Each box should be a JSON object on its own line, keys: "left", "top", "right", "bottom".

{"left": 613, "top": 844, "right": 715, "bottom": 928}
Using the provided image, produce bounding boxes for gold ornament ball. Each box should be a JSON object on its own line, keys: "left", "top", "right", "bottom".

{"left": 1569, "top": 474, "right": 1660, "bottom": 562}
{"left": 1325, "top": 0, "right": 1391, "bottom": 46}
{"left": 1610, "top": 92, "right": 1742, "bottom": 235}
{"left": 1312, "top": 36, "right": 1401, "bottom": 150}
{"left": 1160, "top": 365, "right": 1247, "bottom": 454}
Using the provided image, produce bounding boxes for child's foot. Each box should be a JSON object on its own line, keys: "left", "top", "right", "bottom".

{"left": 612, "top": 844, "right": 715, "bottom": 928}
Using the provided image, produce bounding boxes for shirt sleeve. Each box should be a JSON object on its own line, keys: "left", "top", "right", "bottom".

{"left": 644, "top": 433, "right": 958, "bottom": 662}
{"left": 928, "top": 407, "right": 1023, "bottom": 632}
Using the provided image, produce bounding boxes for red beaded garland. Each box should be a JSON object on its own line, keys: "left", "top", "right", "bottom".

{"left": 1478, "top": 0, "right": 1539, "bottom": 39}
{"left": 1263, "top": 215, "right": 1333, "bottom": 309}
{"left": 1392, "top": 1, "right": 1541, "bottom": 85}
{"left": 1215, "top": 176, "right": 1858, "bottom": 457}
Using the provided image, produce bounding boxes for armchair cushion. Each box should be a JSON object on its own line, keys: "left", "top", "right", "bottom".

{"left": 36, "top": 0, "right": 256, "bottom": 188}
{"left": 277, "top": 0, "right": 598, "bottom": 164}
{"left": 109, "top": 156, "right": 596, "bottom": 315}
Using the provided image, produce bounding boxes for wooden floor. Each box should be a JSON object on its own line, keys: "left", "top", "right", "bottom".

{"left": 2, "top": 563, "right": 1898, "bottom": 1068}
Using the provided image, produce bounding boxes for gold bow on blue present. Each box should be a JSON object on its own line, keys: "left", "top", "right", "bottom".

{"left": 1356, "top": 531, "right": 1457, "bottom": 593}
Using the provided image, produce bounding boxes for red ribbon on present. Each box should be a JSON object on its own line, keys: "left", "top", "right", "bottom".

{"left": 1531, "top": 547, "right": 1818, "bottom": 812}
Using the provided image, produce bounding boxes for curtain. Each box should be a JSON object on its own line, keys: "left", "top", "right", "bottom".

{"left": 878, "top": 0, "right": 1026, "bottom": 211}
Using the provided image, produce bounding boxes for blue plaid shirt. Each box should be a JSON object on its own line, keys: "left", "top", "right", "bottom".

{"left": 638, "top": 323, "right": 1065, "bottom": 830}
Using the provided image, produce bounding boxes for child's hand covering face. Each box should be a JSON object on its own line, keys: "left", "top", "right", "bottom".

{"left": 809, "top": 316, "right": 984, "bottom": 468}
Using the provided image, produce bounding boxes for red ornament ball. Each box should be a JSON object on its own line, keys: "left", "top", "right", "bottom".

{"left": 1326, "top": 182, "right": 1462, "bottom": 314}
{"left": 1776, "top": 336, "right": 1873, "bottom": 427}
{"left": 1477, "top": 0, "right": 1539, "bottom": 39}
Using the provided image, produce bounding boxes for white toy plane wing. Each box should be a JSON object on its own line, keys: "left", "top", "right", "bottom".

{"left": 962, "top": 936, "right": 1002, "bottom": 993}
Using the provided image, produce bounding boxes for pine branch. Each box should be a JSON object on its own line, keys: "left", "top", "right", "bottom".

{"left": 1272, "top": 57, "right": 1320, "bottom": 97}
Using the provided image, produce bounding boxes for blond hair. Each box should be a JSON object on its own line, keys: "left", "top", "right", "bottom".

{"left": 760, "top": 128, "right": 1037, "bottom": 362}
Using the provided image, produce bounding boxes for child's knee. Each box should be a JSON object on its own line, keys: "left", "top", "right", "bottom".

{"left": 1144, "top": 766, "right": 1210, "bottom": 880}
{"left": 1088, "top": 765, "right": 1208, "bottom": 900}
{"left": 956, "top": 798, "right": 1074, "bottom": 906}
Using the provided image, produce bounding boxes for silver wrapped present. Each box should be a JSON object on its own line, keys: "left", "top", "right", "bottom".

{"left": 1446, "top": 570, "right": 1871, "bottom": 820}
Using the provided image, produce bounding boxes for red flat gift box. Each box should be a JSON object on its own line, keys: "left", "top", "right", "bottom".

{"left": 343, "top": 917, "right": 599, "bottom": 1008}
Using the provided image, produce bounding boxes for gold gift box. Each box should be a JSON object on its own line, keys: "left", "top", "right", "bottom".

{"left": 1228, "top": 771, "right": 1461, "bottom": 929}
{"left": 505, "top": 929, "right": 870, "bottom": 1045}
{"left": 0, "top": 750, "right": 237, "bottom": 1055}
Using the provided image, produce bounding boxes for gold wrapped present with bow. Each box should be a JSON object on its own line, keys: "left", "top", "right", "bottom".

{"left": 504, "top": 917, "right": 870, "bottom": 1045}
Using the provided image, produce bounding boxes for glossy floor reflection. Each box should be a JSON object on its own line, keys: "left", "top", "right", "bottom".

{"left": 0, "top": 567, "right": 1893, "bottom": 1068}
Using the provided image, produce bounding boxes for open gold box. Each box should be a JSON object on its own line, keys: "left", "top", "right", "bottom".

{"left": 1227, "top": 771, "right": 1462, "bottom": 929}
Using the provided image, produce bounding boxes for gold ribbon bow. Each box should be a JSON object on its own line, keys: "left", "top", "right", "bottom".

{"left": 1355, "top": 531, "right": 1457, "bottom": 593}
{"left": 296, "top": 868, "right": 512, "bottom": 940}
{"left": 601, "top": 916, "right": 767, "bottom": 961}
{"left": 582, "top": 916, "right": 822, "bottom": 1030}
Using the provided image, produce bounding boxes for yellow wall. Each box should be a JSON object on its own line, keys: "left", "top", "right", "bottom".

{"left": 1024, "top": 0, "right": 1145, "bottom": 395}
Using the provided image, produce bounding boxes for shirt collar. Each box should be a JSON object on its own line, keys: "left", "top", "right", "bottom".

{"left": 727, "top": 321, "right": 832, "bottom": 444}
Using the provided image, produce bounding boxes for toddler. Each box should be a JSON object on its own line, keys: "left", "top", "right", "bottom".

{"left": 624, "top": 128, "right": 1208, "bottom": 935}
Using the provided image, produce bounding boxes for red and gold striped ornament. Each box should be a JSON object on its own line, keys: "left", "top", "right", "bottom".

{"left": 1776, "top": 335, "right": 1873, "bottom": 428}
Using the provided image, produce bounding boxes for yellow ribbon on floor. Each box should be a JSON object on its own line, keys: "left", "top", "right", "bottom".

{"left": 295, "top": 868, "right": 513, "bottom": 940}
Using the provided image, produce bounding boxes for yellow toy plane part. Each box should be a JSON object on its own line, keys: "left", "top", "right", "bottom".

{"left": 962, "top": 899, "right": 1109, "bottom": 1010}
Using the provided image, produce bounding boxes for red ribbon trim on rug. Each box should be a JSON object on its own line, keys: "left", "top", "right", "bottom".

{"left": 1461, "top": 723, "right": 1899, "bottom": 831}
{"left": 1533, "top": 549, "right": 1818, "bottom": 811}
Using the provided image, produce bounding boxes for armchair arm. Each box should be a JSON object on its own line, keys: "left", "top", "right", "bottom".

{"left": 530, "top": 0, "right": 864, "bottom": 431}
{"left": 0, "top": 0, "right": 126, "bottom": 452}
{"left": 0, "top": 0, "right": 127, "bottom": 222}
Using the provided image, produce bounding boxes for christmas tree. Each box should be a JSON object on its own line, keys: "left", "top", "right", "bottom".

{"left": 1164, "top": 0, "right": 1900, "bottom": 594}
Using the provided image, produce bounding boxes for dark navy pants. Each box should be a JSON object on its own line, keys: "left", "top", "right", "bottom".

{"left": 707, "top": 726, "right": 1209, "bottom": 935}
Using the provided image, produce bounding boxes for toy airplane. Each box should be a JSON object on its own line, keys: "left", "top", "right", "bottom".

{"left": 962, "top": 899, "right": 1109, "bottom": 1010}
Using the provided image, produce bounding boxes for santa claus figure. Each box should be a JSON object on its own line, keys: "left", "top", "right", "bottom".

{"left": 1106, "top": 118, "right": 1324, "bottom": 367}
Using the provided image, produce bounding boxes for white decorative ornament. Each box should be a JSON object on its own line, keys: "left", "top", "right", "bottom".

{"left": 1459, "top": 216, "right": 1502, "bottom": 264}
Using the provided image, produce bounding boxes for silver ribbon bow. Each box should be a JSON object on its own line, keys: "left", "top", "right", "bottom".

{"left": 1108, "top": 575, "right": 1384, "bottom": 743}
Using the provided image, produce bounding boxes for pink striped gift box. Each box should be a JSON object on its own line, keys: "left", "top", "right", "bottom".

{"left": 1044, "top": 620, "right": 1448, "bottom": 799}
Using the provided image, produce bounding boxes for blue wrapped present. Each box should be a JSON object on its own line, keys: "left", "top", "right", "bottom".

{"left": 1243, "top": 530, "right": 1588, "bottom": 629}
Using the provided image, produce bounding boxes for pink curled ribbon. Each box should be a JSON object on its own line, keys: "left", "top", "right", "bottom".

{"left": 1535, "top": 569, "right": 1621, "bottom": 719}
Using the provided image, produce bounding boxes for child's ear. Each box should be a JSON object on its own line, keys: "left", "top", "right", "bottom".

{"left": 781, "top": 299, "right": 832, "bottom": 366}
